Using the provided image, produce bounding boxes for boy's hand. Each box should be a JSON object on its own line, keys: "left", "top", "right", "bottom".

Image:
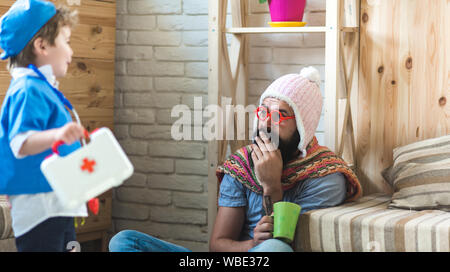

{"left": 18, "top": 123, "right": 87, "bottom": 157}
{"left": 54, "top": 122, "right": 86, "bottom": 145}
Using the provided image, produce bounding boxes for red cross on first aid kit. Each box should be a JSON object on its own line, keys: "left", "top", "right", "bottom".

{"left": 41, "top": 127, "right": 134, "bottom": 210}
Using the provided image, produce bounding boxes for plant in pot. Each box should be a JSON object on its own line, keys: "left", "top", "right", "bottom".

{"left": 259, "top": 0, "right": 307, "bottom": 27}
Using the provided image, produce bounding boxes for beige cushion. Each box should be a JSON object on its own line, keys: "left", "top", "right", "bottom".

{"left": 381, "top": 135, "right": 450, "bottom": 211}
{"left": 294, "top": 193, "right": 450, "bottom": 252}
{"left": 0, "top": 238, "right": 16, "bottom": 252}
{"left": 0, "top": 195, "right": 14, "bottom": 240}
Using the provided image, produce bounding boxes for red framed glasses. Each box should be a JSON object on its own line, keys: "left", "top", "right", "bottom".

{"left": 255, "top": 106, "right": 295, "bottom": 125}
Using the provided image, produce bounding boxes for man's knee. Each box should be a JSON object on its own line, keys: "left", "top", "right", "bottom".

{"left": 249, "top": 239, "right": 294, "bottom": 252}
{"left": 109, "top": 230, "right": 138, "bottom": 252}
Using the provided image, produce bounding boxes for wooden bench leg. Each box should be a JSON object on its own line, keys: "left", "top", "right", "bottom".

{"left": 101, "top": 231, "right": 109, "bottom": 252}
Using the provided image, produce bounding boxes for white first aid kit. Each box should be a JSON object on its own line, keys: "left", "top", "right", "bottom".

{"left": 41, "top": 127, "right": 134, "bottom": 209}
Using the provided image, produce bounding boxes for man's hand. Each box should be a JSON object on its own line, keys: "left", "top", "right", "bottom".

{"left": 253, "top": 215, "right": 273, "bottom": 246}
{"left": 251, "top": 132, "right": 283, "bottom": 194}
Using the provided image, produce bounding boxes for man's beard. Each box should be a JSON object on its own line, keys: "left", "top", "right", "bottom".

{"left": 255, "top": 128, "right": 301, "bottom": 166}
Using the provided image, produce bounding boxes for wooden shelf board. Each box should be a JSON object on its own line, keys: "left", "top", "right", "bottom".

{"left": 225, "top": 27, "right": 327, "bottom": 34}
{"left": 224, "top": 26, "right": 358, "bottom": 34}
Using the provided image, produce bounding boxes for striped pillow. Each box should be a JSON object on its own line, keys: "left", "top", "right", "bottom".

{"left": 382, "top": 135, "right": 450, "bottom": 211}
{"left": 0, "top": 195, "right": 13, "bottom": 240}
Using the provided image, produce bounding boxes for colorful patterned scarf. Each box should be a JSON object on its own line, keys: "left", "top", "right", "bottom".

{"left": 216, "top": 137, "right": 363, "bottom": 202}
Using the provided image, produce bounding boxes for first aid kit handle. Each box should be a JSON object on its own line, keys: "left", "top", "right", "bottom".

{"left": 51, "top": 130, "right": 90, "bottom": 155}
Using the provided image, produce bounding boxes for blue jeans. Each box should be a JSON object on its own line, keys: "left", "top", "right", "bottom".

{"left": 248, "top": 238, "right": 293, "bottom": 252}
{"left": 109, "top": 230, "right": 293, "bottom": 252}
{"left": 109, "top": 230, "right": 191, "bottom": 252}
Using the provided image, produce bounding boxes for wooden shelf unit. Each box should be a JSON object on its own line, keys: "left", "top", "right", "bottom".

{"left": 207, "top": 0, "right": 360, "bottom": 242}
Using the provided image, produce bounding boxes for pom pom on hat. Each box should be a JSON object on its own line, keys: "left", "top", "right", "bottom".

{"left": 299, "top": 66, "right": 321, "bottom": 86}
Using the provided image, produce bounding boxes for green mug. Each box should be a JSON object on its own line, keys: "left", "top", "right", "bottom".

{"left": 272, "top": 202, "right": 301, "bottom": 243}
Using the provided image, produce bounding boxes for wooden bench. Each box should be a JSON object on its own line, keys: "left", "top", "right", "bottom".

{"left": 0, "top": 196, "right": 15, "bottom": 251}
{"left": 293, "top": 193, "right": 450, "bottom": 252}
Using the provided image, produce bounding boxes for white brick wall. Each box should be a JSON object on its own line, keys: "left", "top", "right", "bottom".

{"left": 113, "top": 0, "right": 326, "bottom": 252}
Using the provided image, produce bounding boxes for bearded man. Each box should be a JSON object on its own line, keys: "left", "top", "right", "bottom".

{"left": 210, "top": 67, "right": 362, "bottom": 252}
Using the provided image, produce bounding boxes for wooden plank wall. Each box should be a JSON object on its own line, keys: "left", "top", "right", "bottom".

{"left": 0, "top": 0, "right": 115, "bottom": 131}
{"left": 357, "top": 0, "right": 449, "bottom": 195}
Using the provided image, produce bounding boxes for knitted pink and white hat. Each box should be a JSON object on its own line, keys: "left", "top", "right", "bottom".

{"left": 254, "top": 66, "right": 323, "bottom": 157}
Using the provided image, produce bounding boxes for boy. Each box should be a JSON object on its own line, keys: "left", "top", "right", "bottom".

{"left": 0, "top": 0, "right": 88, "bottom": 251}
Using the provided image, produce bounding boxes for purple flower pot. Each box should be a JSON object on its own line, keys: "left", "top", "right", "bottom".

{"left": 269, "top": 0, "right": 307, "bottom": 22}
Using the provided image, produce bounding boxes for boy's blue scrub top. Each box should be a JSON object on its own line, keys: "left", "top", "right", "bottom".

{"left": 0, "top": 75, "right": 80, "bottom": 195}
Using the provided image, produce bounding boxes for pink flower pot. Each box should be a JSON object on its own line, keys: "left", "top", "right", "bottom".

{"left": 269, "top": 0, "right": 307, "bottom": 22}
